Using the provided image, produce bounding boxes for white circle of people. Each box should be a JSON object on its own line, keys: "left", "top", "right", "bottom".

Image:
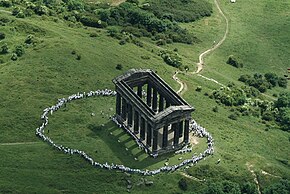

{"left": 35, "top": 89, "right": 214, "bottom": 176}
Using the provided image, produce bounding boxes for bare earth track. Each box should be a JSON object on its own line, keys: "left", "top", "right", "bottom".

{"left": 173, "top": 0, "right": 229, "bottom": 94}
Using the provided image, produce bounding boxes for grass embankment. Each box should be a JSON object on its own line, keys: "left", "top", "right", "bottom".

{"left": 0, "top": 0, "right": 289, "bottom": 193}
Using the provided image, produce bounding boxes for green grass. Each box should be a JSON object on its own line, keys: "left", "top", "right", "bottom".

{"left": 0, "top": 0, "right": 290, "bottom": 193}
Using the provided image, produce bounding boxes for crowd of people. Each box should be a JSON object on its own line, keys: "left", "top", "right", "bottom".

{"left": 35, "top": 89, "right": 214, "bottom": 176}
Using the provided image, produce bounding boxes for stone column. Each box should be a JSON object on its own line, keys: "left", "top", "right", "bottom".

{"left": 146, "top": 83, "right": 152, "bottom": 106}
{"left": 179, "top": 120, "right": 184, "bottom": 138}
{"left": 184, "top": 119, "right": 190, "bottom": 144}
{"left": 116, "top": 92, "right": 121, "bottom": 115}
{"left": 133, "top": 110, "right": 139, "bottom": 134}
{"left": 152, "top": 128, "right": 158, "bottom": 153}
{"left": 162, "top": 125, "right": 168, "bottom": 148}
{"left": 137, "top": 85, "right": 142, "bottom": 98}
{"left": 173, "top": 123, "right": 179, "bottom": 146}
{"left": 146, "top": 123, "right": 152, "bottom": 147}
{"left": 127, "top": 103, "right": 133, "bottom": 127}
{"left": 152, "top": 87, "right": 158, "bottom": 112}
{"left": 159, "top": 94, "right": 164, "bottom": 112}
{"left": 121, "top": 98, "right": 127, "bottom": 120}
{"left": 140, "top": 117, "right": 146, "bottom": 140}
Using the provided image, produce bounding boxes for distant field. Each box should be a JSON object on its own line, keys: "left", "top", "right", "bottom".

{"left": 0, "top": 0, "right": 289, "bottom": 193}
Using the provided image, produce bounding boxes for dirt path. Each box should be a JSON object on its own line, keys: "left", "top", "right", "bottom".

{"left": 246, "top": 163, "right": 262, "bottom": 194}
{"left": 172, "top": 71, "right": 188, "bottom": 95}
{"left": 0, "top": 142, "right": 39, "bottom": 146}
{"left": 0, "top": 9, "right": 11, "bottom": 14}
{"left": 196, "top": 0, "right": 229, "bottom": 72}
{"left": 174, "top": 0, "right": 229, "bottom": 94}
{"left": 180, "top": 172, "right": 205, "bottom": 182}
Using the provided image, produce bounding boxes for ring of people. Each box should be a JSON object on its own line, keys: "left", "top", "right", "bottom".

{"left": 35, "top": 89, "right": 214, "bottom": 176}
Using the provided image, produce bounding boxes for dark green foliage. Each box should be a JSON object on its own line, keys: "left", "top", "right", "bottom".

{"left": 213, "top": 106, "right": 219, "bottom": 112}
{"left": 211, "top": 86, "right": 246, "bottom": 106}
{"left": 14, "top": 45, "right": 24, "bottom": 57}
{"left": 264, "top": 73, "right": 278, "bottom": 87}
{"left": 228, "top": 113, "right": 239, "bottom": 120}
{"left": 66, "top": 0, "right": 84, "bottom": 11}
{"left": 160, "top": 50, "right": 182, "bottom": 68}
{"left": 204, "top": 180, "right": 241, "bottom": 194}
{"left": 0, "top": 43, "right": 8, "bottom": 54}
{"left": 0, "top": 0, "right": 12, "bottom": 7}
{"left": 80, "top": 16, "right": 106, "bottom": 28}
{"left": 275, "top": 92, "right": 290, "bottom": 109}
{"left": 126, "top": 0, "right": 138, "bottom": 4}
{"left": 278, "top": 77, "right": 288, "bottom": 88}
{"left": 196, "top": 86, "right": 202, "bottom": 92}
{"left": 0, "top": 32, "right": 5, "bottom": 40}
{"left": 25, "top": 34, "right": 36, "bottom": 44}
{"left": 98, "top": 2, "right": 197, "bottom": 45}
{"left": 263, "top": 179, "right": 290, "bottom": 194}
{"left": 116, "top": 64, "right": 123, "bottom": 70}
{"left": 241, "top": 182, "right": 258, "bottom": 194}
{"left": 227, "top": 55, "right": 243, "bottom": 68}
{"left": 178, "top": 178, "right": 188, "bottom": 191}
{"left": 11, "top": 53, "right": 17, "bottom": 61}
{"left": 145, "top": 0, "right": 212, "bottom": 23}
{"left": 76, "top": 54, "right": 81, "bottom": 60}
{"left": 238, "top": 73, "right": 287, "bottom": 92}
{"left": 276, "top": 107, "right": 290, "bottom": 131}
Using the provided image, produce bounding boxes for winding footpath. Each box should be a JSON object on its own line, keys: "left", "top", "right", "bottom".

{"left": 173, "top": 0, "right": 229, "bottom": 94}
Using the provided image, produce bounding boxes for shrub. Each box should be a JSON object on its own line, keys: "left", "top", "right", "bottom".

{"left": 196, "top": 86, "right": 202, "bottom": 92}
{"left": 228, "top": 113, "right": 239, "bottom": 120}
{"left": 227, "top": 55, "right": 243, "bottom": 68}
{"left": 14, "top": 45, "right": 24, "bottom": 57}
{"left": 212, "top": 106, "right": 219, "bottom": 112}
{"left": 160, "top": 50, "right": 182, "bottom": 68}
{"left": 0, "top": 0, "right": 12, "bottom": 7}
{"left": 278, "top": 77, "right": 287, "bottom": 88}
{"left": 25, "top": 34, "right": 36, "bottom": 44}
{"left": 76, "top": 54, "right": 81, "bottom": 60}
{"left": 116, "top": 64, "right": 123, "bottom": 70}
{"left": 0, "top": 43, "right": 8, "bottom": 54}
{"left": 11, "top": 53, "right": 17, "bottom": 60}
{"left": 0, "top": 32, "right": 5, "bottom": 40}
{"left": 178, "top": 178, "right": 188, "bottom": 191}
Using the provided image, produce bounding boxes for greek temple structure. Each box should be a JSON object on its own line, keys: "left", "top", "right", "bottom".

{"left": 113, "top": 69, "right": 194, "bottom": 156}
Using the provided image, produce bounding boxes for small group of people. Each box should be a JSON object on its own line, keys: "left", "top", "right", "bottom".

{"left": 35, "top": 88, "right": 214, "bottom": 175}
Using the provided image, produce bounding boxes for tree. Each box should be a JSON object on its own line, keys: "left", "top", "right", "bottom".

{"left": 14, "top": 45, "right": 24, "bottom": 57}
{"left": 227, "top": 55, "right": 243, "bottom": 68}
{"left": 278, "top": 77, "right": 288, "bottom": 88}
{"left": 116, "top": 64, "right": 123, "bottom": 70}
{"left": 275, "top": 92, "right": 290, "bottom": 109}
{"left": 0, "top": 32, "right": 5, "bottom": 40}
{"left": 1, "top": 43, "right": 9, "bottom": 54}
{"left": 264, "top": 73, "right": 278, "bottom": 87}
{"left": 178, "top": 178, "right": 188, "bottom": 191}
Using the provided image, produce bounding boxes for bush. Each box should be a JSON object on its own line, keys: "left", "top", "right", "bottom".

{"left": 25, "top": 34, "right": 37, "bottom": 44}
{"left": 178, "top": 178, "right": 188, "bottom": 191}
{"left": 0, "top": 0, "right": 12, "bottom": 7}
{"left": 146, "top": 0, "right": 212, "bottom": 23}
{"left": 278, "top": 77, "right": 287, "bottom": 88}
{"left": 14, "top": 45, "right": 24, "bottom": 57}
{"left": 196, "top": 86, "right": 202, "bottom": 92}
{"left": 227, "top": 55, "right": 243, "bottom": 68}
{"left": 116, "top": 64, "right": 123, "bottom": 70}
{"left": 160, "top": 50, "right": 182, "bottom": 68}
{"left": 76, "top": 54, "right": 81, "bottom": 60}
{"left": 11, "top": 53, "right": 17, "bottom": 61}
{"left": 212, "top": 106, "right": 219, "bottom": 112}
{"left": 0, "top": 43, "right": 8, "bottom": 54}
{"left": 228, "top": 113, "right": 239, "bottom": 120}
{"left": 0, "top": 32, "right": 5, "bottom": 40}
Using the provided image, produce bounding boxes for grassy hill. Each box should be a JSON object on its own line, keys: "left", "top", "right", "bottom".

{"left": 0, "top": 0, "right": 289, "bottom": 193}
